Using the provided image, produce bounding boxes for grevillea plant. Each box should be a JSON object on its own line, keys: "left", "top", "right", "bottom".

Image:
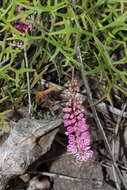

{"left": 62, "top": 79, "right": 93, "bottom": 166}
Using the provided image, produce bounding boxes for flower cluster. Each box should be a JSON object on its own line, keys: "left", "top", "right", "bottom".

{"left": 13, "top": 5, "right": 34, "bottom": 36}
{"left": 63, "top": 79, "right": 93, "bottom": 166}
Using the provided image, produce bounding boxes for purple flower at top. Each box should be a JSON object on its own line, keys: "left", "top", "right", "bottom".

{"left": 13, "top": 5, "right": 34, "bottom": 35}
{"left": 13, "top": 19, "right": 33, "bottom": 33}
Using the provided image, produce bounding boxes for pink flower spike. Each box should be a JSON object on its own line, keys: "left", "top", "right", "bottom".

{"left": 62, "top": 78, "right": 93, "bottom": 166}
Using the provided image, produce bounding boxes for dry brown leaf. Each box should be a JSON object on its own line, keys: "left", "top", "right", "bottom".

{"left": 35, "top": 86, "right": 58, "bottom": 104}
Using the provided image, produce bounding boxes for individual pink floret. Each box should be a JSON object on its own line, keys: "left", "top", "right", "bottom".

{"left": 62, "top": 107, "right": 72, "bottom": 112}
{"left": 64, "top": 113, "right": 70, "bottom": 119}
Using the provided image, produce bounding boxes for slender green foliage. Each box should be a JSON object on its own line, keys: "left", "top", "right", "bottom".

{"left": 0, "top": 0, "right": 127, "bottom": 119}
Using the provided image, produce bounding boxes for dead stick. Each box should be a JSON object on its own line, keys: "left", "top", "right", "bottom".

{"left": 24, "top": 50, "right": 32, "bottom": 117}
{"left": 76, "top": 45, "right": 127, "bottom": 189}
{"left": 30, "top": 171, "right": 103, "bottom": 185}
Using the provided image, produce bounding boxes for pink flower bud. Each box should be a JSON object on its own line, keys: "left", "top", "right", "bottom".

{"left": 77, "top": 113, "right": 84, "bottom": 120}
{"left": 70, "top": 114, "right": 74, "bottom": 119}
{"left": 65, "top": 132, "right": 70, "bottom": 136}
{"left": 64, "top": 120, "right": 70, "bottom": 126}
{"left": 70, "top": 119, "right": 76, "bottom": 124}
{"left": 67, "top": 126, "right": 75, "bottom": 133}
{"left": 62, "top": 107, "right": 72, "bottom": 112}
{"left": 76, "top": 105, "right": 80, "bottom": 109}
{"left": 64, "top": 113, "right": 70, "bottom": 119}
{"left": 74, "top": 110, "right": 81, "bottom": 116}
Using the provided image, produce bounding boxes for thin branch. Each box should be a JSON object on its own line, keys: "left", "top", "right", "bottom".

{"left": 112, "top": 101, "right": 127, "bottom": 174}
{"left": 115, "top": 102, "right": 127, "bottom": 135}
{"left": 112, "top": 165, "right": 121, "bottom": 190}
{"left": 24, "top": 50, "right": 32, "bottom": 117}
{"left": 29, "top": 171, "right": 103, "bottom": 185}
{"left": 76, "top": 45, "right": 127, "bottom": 189}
